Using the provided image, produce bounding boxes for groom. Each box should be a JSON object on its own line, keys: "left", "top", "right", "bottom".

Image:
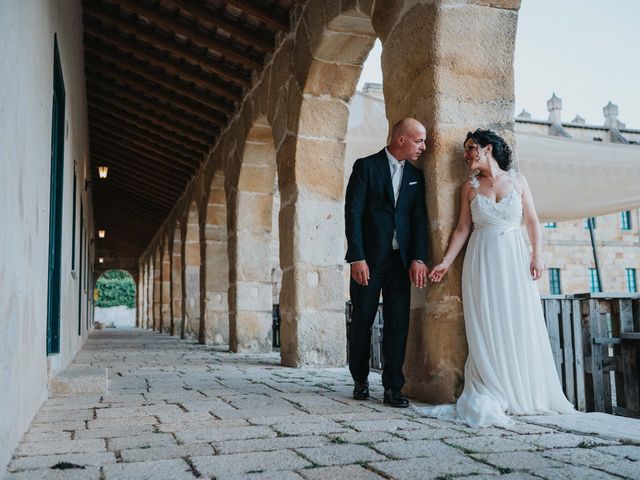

{"left": 345, "top": 118, "right": 429, "bottom": 407}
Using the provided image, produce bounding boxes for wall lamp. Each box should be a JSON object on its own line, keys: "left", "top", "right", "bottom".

{"left": 98, "top": 166, "right": 108, "bottom": 178}
{"left": 98, "top": 229, "right": 106, "bottom": 239}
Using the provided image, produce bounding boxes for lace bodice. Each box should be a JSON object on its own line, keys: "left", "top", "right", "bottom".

{"left": 469, "top": 171, "right": 523, "bottom": 229}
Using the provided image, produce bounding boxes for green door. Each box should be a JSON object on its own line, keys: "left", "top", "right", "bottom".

{"left": 46, "top": 37, "right": 66, "bottom": 355}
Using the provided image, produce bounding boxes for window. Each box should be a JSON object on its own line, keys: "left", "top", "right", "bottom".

{"left": 584, "top": 217, "right": 596, "bottom": 229}
{"left": 548, "top": 268, "right": 561, "bottom": 294}
{"left": 544, "top": 222, "right": 557, "bottom": 229}
{"left": 620, "top": 211, "right": 632, "bottom": 231}
{"left": 589, "top": 268, "right": 601, "bottom": 293}
{"left": 626, "top": 268, "right": 637, "bottom": 293}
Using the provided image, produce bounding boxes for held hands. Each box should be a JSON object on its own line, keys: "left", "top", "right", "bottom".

{"left": 351, "top": 260, "right": 370, "bottom": 286}
{"left": 530, "top": 256, "right": 544, "bottom": 281}
{"left": 428, "top": 256, "right": 452, "bottom": 283}
{"left": 409, "top": 261, "right": 429, "bottom": 289}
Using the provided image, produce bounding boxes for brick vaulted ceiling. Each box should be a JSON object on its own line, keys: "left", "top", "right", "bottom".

{"left": 82, "top": 0, "right": 293, "bottom": 261}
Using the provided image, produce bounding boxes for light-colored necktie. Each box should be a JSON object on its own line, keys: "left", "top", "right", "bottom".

{"left": 391, "top": 162, "right": 403, "bottom": 250}
{"left": 391, "top": 162, "right": 403, "bottom": 204}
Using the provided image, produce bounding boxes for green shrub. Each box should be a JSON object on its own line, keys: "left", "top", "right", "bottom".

{"left": 96, "top": 270, "right": 135, "bottom": 308}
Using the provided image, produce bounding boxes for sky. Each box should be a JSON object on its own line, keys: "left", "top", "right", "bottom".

{"left": 357, "top": 0, "right": 640, "bottom": 128}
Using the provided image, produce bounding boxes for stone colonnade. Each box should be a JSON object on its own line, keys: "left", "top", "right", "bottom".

{"left": 138, "top": 0, "right": 520, "bottom": 403}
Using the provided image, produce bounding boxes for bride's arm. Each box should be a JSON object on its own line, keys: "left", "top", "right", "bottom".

{"left": 429, "top": 181, "right": 473, "bottom": 282}
{"left": 520, "top": 174, "right": 544, "bottom": 281}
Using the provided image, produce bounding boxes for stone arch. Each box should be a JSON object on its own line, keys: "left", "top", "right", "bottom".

{"left": 228, "top": 119, "right": 278, "bottom": 352}
{"left": 184, "top": 201, "right": 201, "bottom": 339}
{"left": 171, "top": 220, "right": 183, "bottom": 337}
{"left": 203, "top": 173, "right": 229, "bottom": 345}
{"left": 95, "top": 270, "right": 137, "bottom": 328}
{"left": 277, "top": 6, "right": 377, "bottom": 367}
{"left": 161, "top": 242, "right": 171, "bottom": 333}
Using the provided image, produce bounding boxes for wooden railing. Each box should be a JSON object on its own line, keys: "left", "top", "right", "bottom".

{"left": 272, "top": 293, "right": 640, "bottom": 417}
{"left": 542, "top": 293, "right": 640, "bottom": 417}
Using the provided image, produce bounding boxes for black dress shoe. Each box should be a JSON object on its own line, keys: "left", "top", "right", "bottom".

{"left": 383, "top": 389, "right": 409, "bottom": 408}
{"left": 353, "top": 381, "right": 369, "bottom": 400}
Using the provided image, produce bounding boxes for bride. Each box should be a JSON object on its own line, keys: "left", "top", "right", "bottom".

{"left": 417, "top": 129, "right": 575, "bottom": 428}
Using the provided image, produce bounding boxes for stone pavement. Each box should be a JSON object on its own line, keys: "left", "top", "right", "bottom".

{"left": 4, "top": 329, "right": 640, "bottom": 480}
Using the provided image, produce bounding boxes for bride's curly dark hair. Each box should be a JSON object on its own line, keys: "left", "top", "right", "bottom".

{"left": 465, "top": 129, "right": 513, "bottom": 171}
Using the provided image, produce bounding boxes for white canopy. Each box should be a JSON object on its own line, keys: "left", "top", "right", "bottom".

{"left": 516, "top": 133, "right": 640, "bottom": 222}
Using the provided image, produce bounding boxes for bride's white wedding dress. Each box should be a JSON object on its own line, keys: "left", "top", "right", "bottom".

{"left": 415, "top": 174, "right": 575, "bottom": 428}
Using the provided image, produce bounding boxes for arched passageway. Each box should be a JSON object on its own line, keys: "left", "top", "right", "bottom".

{"left": 94, "top": 269, "right": 136, "bottom": 328}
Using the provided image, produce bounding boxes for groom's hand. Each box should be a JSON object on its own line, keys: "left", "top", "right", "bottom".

{"left": 409, "top": 261, "right": 429, "bottom": 289}
{"left": 351, "top": 261, "right": 370, "bottom": 286}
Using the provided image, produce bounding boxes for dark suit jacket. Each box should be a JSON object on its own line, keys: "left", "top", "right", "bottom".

{"left": 345, "top": 149, "right": 428, "bottom": 270}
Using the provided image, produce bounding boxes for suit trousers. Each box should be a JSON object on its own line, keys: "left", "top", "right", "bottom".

{"left": 349, "top": 250, "right": 410, "bottom": 391}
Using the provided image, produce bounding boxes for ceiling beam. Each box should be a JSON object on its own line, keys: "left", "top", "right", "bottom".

{"left": 90, "top": 143, "right": 192, "bottom": 181}
{"left": 85, "top": 49, "right": 233, "bottom": 116}
{"left": 88, "top": 95, "right": 212, "bottom": 146}
{"left": 90, "top": 152, "right": 187, "bottom": 195}
{"left": 173, "top": 0, "right": 274, "bottom": 51}
{"left": 84, "top": 30, "right": 241, "bottom": 103}
{"left": 90, "top": 134, "right": 196, "bottom": 176}
{"left": 82, "top": 1, "right": 251, "bottom": 86}
{"left": 112, "top": 0, "right": 264, "bottom": 70}
{"left": 88, "top": 76, "right": 220, "bottom": 136}
{"left": 225, "top": 0, "right": 289, "bottom": 31}
{"left": 89, "top": 112, "right": 207, "bottom": 156}
{"left": 90, "top": 129, "right": 198, "bottom": 171}
{"left": 86, "top": 67, "right": 225, "bottom": 130}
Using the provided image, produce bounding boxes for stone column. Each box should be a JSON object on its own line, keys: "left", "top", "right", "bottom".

{"left": 374, "top": 0, "right": 520, "bottom": 402}
{"left": 153, "top": 249, "right": 161, "bottom": 331}
{"left": 184, "top": 203, "right": 201, "bottom": 339}
{"left": 161, "top": 244, "right": 171, "bottom": 333}
{"left": 136, "top": 266, "right": 142, "bottom": 328}
{"left": 204, "top": 175, "right": 229, "bottom": 345}
{"left": 171, "top": 224, "right": 183, "bottom": 336}
{"left": 146, "top": 260, "right": 153, "bottom": 330}
{"left": 277, "top": 5, "right": 377, "bottom": 367}
{"left": 228, "top": 124, "right": 276, "bottom": 352}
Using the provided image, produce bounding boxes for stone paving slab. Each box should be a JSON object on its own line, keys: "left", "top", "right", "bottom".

{"left": 176, "top": 425, "right": 277, "bottom": 444}
{"left": 298, "top": 464, "right": 385, "bottom": 479}
{"left": 7, "top": 329, "right": 640, "bottom": 480}
{"left": 8, "top": 452, "right": 117, "bottom": 472}
{"left": 107, "top": 432, "right": 176, "bottom": 451}
{"left": 533, "top": 465, "right": 623, "bottom": 479}
{"left": 369, "top": 454, "right": 496, "bottom": 479}
{"left": 4, "top": 466, "right": 102, "bottom": 479}
{"left": 472, "top": 451, "right": 564, "bottom": 471}
{"left": 213, "top": 435, "right": 330, "bottom": 455}
{"left": 190, "top": 450, "right": 311, "bottom": 477}
{"left": 295, "top": 444, "right": 386, "bottom": 466}
{"left": 15, "top": 439, "right": 105, "bottom": 457}
{"left": 102, "top": 458, "right": 195, "bottom": 480}
{"left": 119, "top": 443, "right": 214, "bottom": 463}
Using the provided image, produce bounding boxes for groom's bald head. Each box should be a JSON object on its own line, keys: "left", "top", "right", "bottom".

{"left": 388, "top": 118, "right": 427, "bottom": 161}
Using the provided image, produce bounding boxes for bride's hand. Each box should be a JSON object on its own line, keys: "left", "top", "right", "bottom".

{"left": 530, "top": 256, "right": 544, "bottom": 281}
{"left": 428, "top": 262, "right": 449, "bottom": 283}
